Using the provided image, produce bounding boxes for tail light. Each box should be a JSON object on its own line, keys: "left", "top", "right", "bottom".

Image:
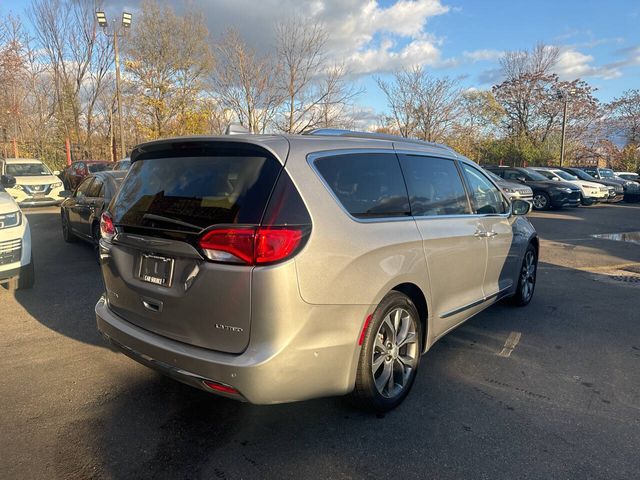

{"left": 199, "top": 226, "right": 306, "bottom": 265}
{"left": 100, "top": 212, "right": 115, "bottom": 241}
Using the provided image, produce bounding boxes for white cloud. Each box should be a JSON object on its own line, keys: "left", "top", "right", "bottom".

{"left": 556, "top": 47, "right": 622, "bottom": 80}
{"left": 463, "top": 49, "right": 503, "bottom": 62}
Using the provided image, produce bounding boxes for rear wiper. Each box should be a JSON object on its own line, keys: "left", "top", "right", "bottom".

{"left": 142, "top": 214, "right": 202, "bottom": 231}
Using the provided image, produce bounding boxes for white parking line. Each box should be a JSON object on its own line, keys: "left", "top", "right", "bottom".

{"left": 498, "top": 331, "right": 522, "bottom": 358}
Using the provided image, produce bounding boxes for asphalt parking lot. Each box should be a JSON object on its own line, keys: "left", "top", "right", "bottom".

{"left": 2, "top": 203, "right": 640, "bottom": 480}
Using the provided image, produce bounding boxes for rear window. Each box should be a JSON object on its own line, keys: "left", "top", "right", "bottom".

{"left": 88, "top": 163, "right": 110, "bottom": 173}
{"left": 314, "top": 153, "right": 410, "bottom": 218}
{"left": 112, "top": 152, "right": 281, "bottom": 231}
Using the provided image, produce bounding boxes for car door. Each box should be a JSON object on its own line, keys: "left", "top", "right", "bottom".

{"left": 80, "top": 177, "right": 104, "bottom": 238}
{"left": 397, "top": 153, "right": 487, "bottom": 337}
{"left": 460, "top": 162, "right": 517, "bottom": 299}
{"left": 69, "top": 177, "right": 94, "bottom": 236}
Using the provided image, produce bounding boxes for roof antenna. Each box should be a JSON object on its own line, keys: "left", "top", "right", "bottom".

{"left": 224, "top": 123, "right": 251, "bottom": 135}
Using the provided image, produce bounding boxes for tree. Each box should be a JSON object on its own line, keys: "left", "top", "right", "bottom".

{"left": 211, "top": 29, "right": 282, "bottom": 134}
{"left": 125, "top": 0, "right": 214, "bottom": 138}
{"left": 377, "top": 66, "right": 461, "bottom": 143}
{"left": 609, "top": 89, "right": 640, "bottom": 146}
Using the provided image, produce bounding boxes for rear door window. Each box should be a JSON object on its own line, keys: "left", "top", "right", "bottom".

{"left": 398, "top": 155, "right": 470, "bottom": 216}
{"left": 87, "top": 178, "right": 103, "bottom": 198}
{"left": 75, "top": 178, "right": 94, "bottom": 198}
{"left": 314, "top": 152, "right": 410, "bottom": 218}
{"left": 112, "top": 149, "right": 281, "bottom": 231}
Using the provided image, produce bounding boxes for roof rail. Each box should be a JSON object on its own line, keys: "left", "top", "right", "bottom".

{"left": 224, "top": 123, "right": 251, "bottom": 135}
{"left": 305, "top": 128, "right": 453, "bottom": 151}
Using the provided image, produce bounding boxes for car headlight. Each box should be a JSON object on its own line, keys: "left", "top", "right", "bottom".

{"left": 502, "top": 187, "right": 514, "bottom": 193}
{"left": 9, "top": 184, "right": 24, "bottom": 191}
{"left": 565, "top": 188, "right": 573, "bottom": 193}
{"left": 0, "top": 210, "right": 22, "bottom": 229}
{"left": 51, "top": 182, "right": 63, "bottom": 188}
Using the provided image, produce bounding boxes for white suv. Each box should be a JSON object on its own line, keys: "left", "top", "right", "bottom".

{"left": 531, "top": 167, "right": 609, "bottom": 205}
{"left": 0, "top": 175, "right": 34, "bottom": 290}
{"left": 0, "top": 158, "right": 65, "bottom": 207}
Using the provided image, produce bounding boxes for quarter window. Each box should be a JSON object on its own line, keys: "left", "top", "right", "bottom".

{"left": 314, "top": 153, "right": 410, "bottom": 218}
{"left": 75, "top": 178, "right": 94, "bottom": 198}
{"left": 461, "top": 164, "right": 507, "bottom": 214}
{"left": 398, "top": 155, "right": 470, "bottom": 216}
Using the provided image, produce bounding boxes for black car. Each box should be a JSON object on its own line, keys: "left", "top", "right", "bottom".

{"left": 60, "top": 161, "right": 112, "bottom": 190}
{"left": 574, "top": 166, "right": 640, "bottom": 202}
{"left": 60, "top": 171, "right": 126, "bottom": 246}
{"left": 485, "top": 166, "right": 581, "bottom": 210}
{"left": 560, "top": 167, "right": 622, "bottom": 202}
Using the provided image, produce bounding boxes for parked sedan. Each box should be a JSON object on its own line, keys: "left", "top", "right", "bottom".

{"left": 616, "top": 172, "right": 639, "bottom": 182}
{"left": 60, "top": 171, "right": 126, "bottom": 247}
{"left": 60, "top": 161, "right": 112, "bottom": 191}
{"left": 530, "top": 167, "right": 609, "bottom": 205}
{"left": 560, "top": 167, "right": 622, "bottom": 202}
{"left": 112, "top": 158, "right": 131, "bottom": 171}
{"left": 485, "top": 166, "right": 580, "bottom": 210}
{"left": 485, "top": 170, "right": 533, "bottom": 202}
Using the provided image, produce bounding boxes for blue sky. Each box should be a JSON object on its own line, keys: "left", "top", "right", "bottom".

{"left": 4, "top": 0, "right": 639, "bottom": 118}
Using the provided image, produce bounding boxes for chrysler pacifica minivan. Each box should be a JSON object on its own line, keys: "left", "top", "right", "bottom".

{"left": 96, "top": 130, "right": 538, "bottom": 411}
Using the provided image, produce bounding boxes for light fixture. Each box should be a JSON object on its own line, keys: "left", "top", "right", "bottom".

{"left": 96, "top": 11, "right": 107, "bottom": 28}
{"left": 122, "top": 12, "right": 132, "bottom": 28}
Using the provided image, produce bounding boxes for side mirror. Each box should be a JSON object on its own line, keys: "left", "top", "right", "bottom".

{"left": 511, "top": 199, "right": 531, "bottom": 216}
{"left": 59, "top": 190, "right": 72, "bottom": 198}
{"left": 53, "top": 170, "right": 61, "bottom": 176}
{"left": 552, "top": 177, "right": 560, "bottom": 181}
{"left": 516, "top": 176, "right": 527, "bottom": 183}
{"left": 1, "top": 174, "right": 16, "bottom": 189}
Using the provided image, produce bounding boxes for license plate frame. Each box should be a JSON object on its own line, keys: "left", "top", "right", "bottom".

{"left": 138, "top": 254, "right": 174, "bottom": 287}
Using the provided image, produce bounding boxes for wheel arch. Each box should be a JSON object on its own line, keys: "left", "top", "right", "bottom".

{"left": 390, "top": 282, "right": 429, "bottom": 353}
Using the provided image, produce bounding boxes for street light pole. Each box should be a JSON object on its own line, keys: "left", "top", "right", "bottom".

{"left": 96, "top": 10, "right": 132, "bottom": 160}
{"left": 113, "top": 29, "right": 125, "bottom": 160}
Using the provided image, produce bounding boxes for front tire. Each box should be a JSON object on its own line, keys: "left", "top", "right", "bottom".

{"left": 7, "top": 255, "right": 35, "bottom": 291}
{"left": 510, "top": 244, "right": 537, "bottom": 306}
{"left": 532, "top": 192, "right": 551, "bottom": 210}
{"left": 350, "top": 291, "right": 422, "bottom": 412}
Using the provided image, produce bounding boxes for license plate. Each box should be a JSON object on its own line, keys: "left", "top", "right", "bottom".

{"left": 31, "top": 193, "right": 45, "bottom": 198}
{"left": 138, "top": 254, "right": 174, "bottom": 287}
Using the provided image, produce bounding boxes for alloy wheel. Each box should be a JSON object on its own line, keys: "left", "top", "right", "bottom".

{"left": 532, "top": 194, "right": 547, "bottom": 209}
{"left": 371, "top": 308, "right": 419, "bottom": 399}
{"left": 520, "top": 250, "right": 536, "bottom": 302}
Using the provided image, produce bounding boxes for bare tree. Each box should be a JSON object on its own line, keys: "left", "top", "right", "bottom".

{"left": 212, "top": 29, "right": 282, "bottom": 134}
{"left": 377, "top": 67, "right": 461, "bottom": 142}
{"left": 609, "top": 89, "right": 640, "bottom": 146}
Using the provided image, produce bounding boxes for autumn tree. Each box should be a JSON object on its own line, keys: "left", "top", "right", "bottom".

{"left": 125, "top": 0, "right": 213, "bottom": 138}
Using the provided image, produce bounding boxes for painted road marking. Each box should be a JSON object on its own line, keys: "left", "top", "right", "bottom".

{"left": 498, "top": 331, "right": 522, "bottom": 358}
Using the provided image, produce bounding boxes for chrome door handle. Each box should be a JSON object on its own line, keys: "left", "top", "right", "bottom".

{"left": 486, "top": 231, "right": 498, "bottom": 238}
{"left": 474, "top": 230, "right": 487, "bottom": 238}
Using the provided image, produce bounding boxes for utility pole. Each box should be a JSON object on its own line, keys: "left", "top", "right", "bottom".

{"left": 96, "top": 11, "right": 132, "bottom": 160}
{"left": 559, "top": 96, "right": 568, "bottom": 167}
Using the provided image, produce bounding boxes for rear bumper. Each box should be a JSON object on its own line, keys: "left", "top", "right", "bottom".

{"left": 96, "top": 296, "right": 369, "bottom": 404}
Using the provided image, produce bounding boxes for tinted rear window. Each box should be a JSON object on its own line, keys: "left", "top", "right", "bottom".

{"left": 88, "top": 163, "right": 110, "bottom": 173}
{"left": 112, "top": 154, "right": 281, "bottom": 230}
{"left": 314, "top": 153, "right": 410, "bottom": 218}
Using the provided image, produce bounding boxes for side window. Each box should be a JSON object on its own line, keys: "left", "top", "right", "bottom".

{"left": 398, "top": 155, "right": 470, "bottom": 216}
{"left": 314, "top": 153, "right": 410, "bottom": 218}
{"left": 88, "top": 178, "right": 103, "bottom": 198}
{"left": 502, "top": 170, "right": 521, "bottom": 180}
{"left": 461, "top": 164, "right": 507, "bottom": 214}
{"left": 75, "top": 178, "right": 94, "bottom": 198}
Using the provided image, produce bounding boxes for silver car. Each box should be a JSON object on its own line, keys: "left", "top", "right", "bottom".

{"left": 96, "top": 130, "right": 539, "bottom": 411}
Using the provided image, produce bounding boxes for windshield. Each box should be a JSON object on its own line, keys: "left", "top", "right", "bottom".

{"left": 568, "top": 169, "right": 595, "bottom": 181}
{"left": 5, "top": 163, "right": 52, "bottom": 176}
{"left": 535, "top": 170, "right": 556, "bottom": 180}
{"left": 600, "top": 169, "right": 616, "bottom": 178}
{"left": 485, "top": 170, "right": 503, "bottom": 183}
{"left": 523, "top": 169, "right": 548, "bottom": 181}
{"left": 552, "top": 170, "right": 577, "bottom": 181}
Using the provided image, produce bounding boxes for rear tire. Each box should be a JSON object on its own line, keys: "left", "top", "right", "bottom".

{"left": 350, "top": 291, "right": 422, "bottom": 412}
{"left": 510, "top": 244, "right": 537, "bottom": 306}
{"left": 61, "top": 212, "right": 76, "bottom": 243}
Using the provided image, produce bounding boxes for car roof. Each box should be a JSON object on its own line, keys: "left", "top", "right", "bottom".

{"left": 129, "top": 131, "right": 459, "bottom": 165}
{"left": 2, "top": 158, "right": 42, "bottom": 164}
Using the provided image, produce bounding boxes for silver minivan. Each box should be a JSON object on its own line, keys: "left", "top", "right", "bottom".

{"left": 96, "top": 130, "right": 538, "bottom": 411}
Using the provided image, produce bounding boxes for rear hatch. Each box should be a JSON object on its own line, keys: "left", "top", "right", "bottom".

{"left": 101, "top": 139, "right": 288, "bottom": 354}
